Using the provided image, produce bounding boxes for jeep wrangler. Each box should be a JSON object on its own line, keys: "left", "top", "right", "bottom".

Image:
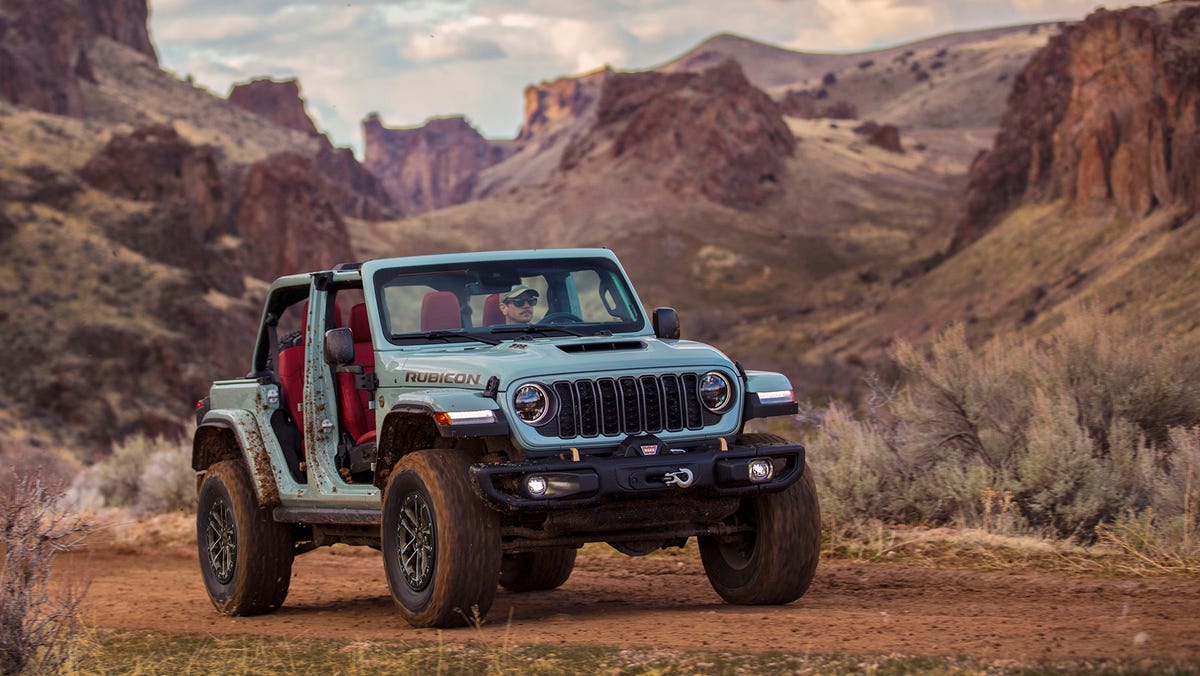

{"left": 193, "top": 248, "right": 819, "bottom": 628}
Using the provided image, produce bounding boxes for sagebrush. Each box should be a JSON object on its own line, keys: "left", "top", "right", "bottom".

{"left": 69, "top": 433, "right": 194, "bottom": 514}
{"left": 808, "top": 304, "right": 1200, "bottom": 560}
{"left": 0, "top": 475, "right": 89, "bottom": 675}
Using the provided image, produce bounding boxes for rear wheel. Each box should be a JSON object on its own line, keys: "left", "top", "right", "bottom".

{"left": 499, "top": 548, "right": 577, "bottom": 592}
{"left": 699, "top": 434, "right": 820, "bottom": 605}
{"left": 196, "top": 459, "right": 294, "bottom": 615}
{"left": 382, "top": 449, "right": 501, "bottom": 628}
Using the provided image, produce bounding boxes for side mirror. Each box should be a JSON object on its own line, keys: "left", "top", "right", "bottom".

{"left": 652, "top": 307, "right": 680, "bottom": 340}
{"left": 323, "top": 327, "right": 355, "bottom": 366}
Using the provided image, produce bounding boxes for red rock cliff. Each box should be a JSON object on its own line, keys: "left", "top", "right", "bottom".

{"left": 954, "top": 1, "right": 1200, "bottom": 251}
{"left": 228, "top": 77, "right": 396, "bottom": 220}
{"left": 0, "top": 0, "right": 155, "bottom": 116}
{"left": 561, "top": 60, "right": 795, "bottom": 210}
{"left": 362, "top": 114, "right": 511, "bottom": 214}
{"left": 228, "top": 78, "right": 320, "bottom": 136}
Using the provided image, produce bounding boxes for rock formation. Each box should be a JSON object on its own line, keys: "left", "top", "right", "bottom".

{"left": 228, "top": 78, "right": 320, "bottom": 136}
{"left": 853, "top": 121, "right": 904, "bottom": 153}
{"left": 0, "top": 0, "right": 155, "bottom": 116}
{"left": 235, "top": 152, "right": 355, "bottom": 280}
{"left": 562, "top": 60, "right": 795, "bottom": 210}
{"left": 953, "top": 1, "right": 1200, "bottom": 251}
{"left": 519, "top": 68, "right": 611, "bottom": 142}
{"left": 362, "top": 114, "right": 511, "bottom": 214}
{"left": 228, "top": 77, "right": 396, "bottom": 220}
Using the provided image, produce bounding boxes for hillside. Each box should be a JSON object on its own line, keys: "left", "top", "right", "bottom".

{"left": 3, "top": 0, "right": 1197, "bottom": 466}
{"left": 0, "top": 0, "right": 379, "bottom": 465}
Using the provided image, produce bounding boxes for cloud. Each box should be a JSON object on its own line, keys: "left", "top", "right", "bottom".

{"left": 148, "top": 0, "right": 1136, "bottom": 156}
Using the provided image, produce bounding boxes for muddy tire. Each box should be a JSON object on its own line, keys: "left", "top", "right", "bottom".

{"left": 499, "top": 548, "right": 577, "bottom": 592}
{"left": 382, "top": 449, "right": 501, "bottom": 628}
{"left": 196, "top": 459, "right": 294, "bottom": 615}
{"left": 698, "top": 433, "right": 820, "bottom": 605}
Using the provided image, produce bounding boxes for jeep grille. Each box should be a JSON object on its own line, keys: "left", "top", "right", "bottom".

{"left": 548, "top": 374, "right": 718, "bottom": 439}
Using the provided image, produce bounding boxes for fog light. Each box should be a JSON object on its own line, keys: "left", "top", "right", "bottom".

{"left": 525, "top": 475, "right": 548, "bottom": 497}
{"left": 748, "top": 459, "right": 774, "bottom": 482}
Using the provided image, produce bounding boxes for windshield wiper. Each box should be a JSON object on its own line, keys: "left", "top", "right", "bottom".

{"left": 490, "top": 324, "right": 589, "bottom": 338}
{"left": 392, "top": 330, "right": 500, "bottom": 346}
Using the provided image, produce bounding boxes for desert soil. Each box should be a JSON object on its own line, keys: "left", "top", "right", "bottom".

{"left": 59, "top": 529, "right": 1200, "bottom": 664}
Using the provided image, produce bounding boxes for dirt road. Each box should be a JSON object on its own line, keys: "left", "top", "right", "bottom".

{"left": 60, "top": 535, "right": 1200, "bottom": 663}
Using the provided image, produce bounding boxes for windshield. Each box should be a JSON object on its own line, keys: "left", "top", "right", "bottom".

{"left": 374, "top": 257, "right": 645, "bottom": 345}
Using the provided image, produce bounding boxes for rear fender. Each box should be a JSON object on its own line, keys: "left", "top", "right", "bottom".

{"left": 192, "top": 410, "right": 282, "bottom": 506}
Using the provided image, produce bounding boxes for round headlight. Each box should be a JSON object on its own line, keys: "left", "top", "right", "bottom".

{"left": 698, "top": 371, "right": 733, "bottom": 413}
{"left": 513, "top": 383, "right": 552, "bottom": 425}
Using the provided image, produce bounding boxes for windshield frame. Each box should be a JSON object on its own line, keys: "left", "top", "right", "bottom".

{"left": 370, "top": 254, "right": 647, "bottom": 347}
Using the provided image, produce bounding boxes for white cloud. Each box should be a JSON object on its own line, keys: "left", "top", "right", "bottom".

{"left": 147, "top": 0, "right": 1138, "bottom": 156}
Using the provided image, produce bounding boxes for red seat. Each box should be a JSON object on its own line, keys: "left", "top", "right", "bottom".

{"left": 336, "top": 303, "right": 377, "bottom": 445}
{"left": 421, "top": 291, "right": 461, "bottom": 331}
{"left": 483, "top": 293, "right": 504, "bottom": 326}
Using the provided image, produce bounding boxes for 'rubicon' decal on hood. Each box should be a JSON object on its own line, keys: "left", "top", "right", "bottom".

{"left": 404, "top": 370, "right": 483, "bottom": 385}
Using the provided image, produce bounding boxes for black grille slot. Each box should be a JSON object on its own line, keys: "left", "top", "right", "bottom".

{"left": 619, "top": 377, "right": 641, "bottom": 434}
{"left": 682, "top": 373, "right": 703, "bottom": 429}
{"left": 597, "top": 379, "right": 621, "bottom": 436}
{"left": 640, "top": 375, "right": 663, "bottom": 433}
{"left": 553, "top": 381, "right": 577, "bottom": 438}
{"left": 548, "top": 373, "right": 714, "bottom": 439}
{"left": 662, "top": 375, "right": 684, "bottom": 432}
{"left": 575, "top": 380, "right": 599, "bottom": 437}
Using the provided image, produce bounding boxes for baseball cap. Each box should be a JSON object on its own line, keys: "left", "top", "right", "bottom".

{"left": 501, "top": 284, "right": 539, "bottom": 302}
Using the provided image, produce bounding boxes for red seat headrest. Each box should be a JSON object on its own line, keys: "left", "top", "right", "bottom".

{"left": 349, "top": 303, "right": 370, "bottom": 342}
{"left": 421, "top": 291, "right": 461, "bottom": 331}
{"left": 483, "top": 293, "right": 505, "bottom": 326}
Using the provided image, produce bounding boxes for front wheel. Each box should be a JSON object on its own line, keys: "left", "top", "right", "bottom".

{"left": 196, "top": 459, "right": 294, "bottom": 615}
{"left": 381, "top": 450, "right": 501, "bottom": 628}
{"left": 698, "top": 435, "right": 820, "bottom": 605}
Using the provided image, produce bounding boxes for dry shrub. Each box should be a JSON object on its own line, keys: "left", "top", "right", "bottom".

{"left": 0, "top": 475, "right": 89, "bottom": 675}
{"left": 810, "top": 303, "right": 1200, "bottom": 548}
{"left": 75, "top": 433, "right": 195, "bottom": 514}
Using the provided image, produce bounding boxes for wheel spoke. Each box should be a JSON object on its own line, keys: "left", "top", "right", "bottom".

{"left": 395, "top": 492, "right": 434, "bottom": 591}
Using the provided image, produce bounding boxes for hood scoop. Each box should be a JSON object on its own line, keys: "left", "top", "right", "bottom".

{"left": 557, "top": 340, "right": 646, "bottom": 354}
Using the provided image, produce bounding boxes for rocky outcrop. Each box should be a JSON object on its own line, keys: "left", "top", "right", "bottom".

{"left": 363, "top": 114, "right": 511, "bottom": 214}
{"left": 562, "top": 60, "right": 795, "bottom": 210}
{"left": 229, "top": 77, "right": 395, "bottom": 220}
{"left": 853, "top": 121, "right": 904, "bottom": 153}
{"left": 235, "top": 152, "right": 356, "bottom": 280}
{"left": 953, "top": 1, "right": 1200, "bottom": 251}
{"left": 0, "top": 0, "right": 155, "bottom": 116}
{"left": 519, "top": 69, "right": 611, "bottom": 142}
{"left": 76, "top": 0, "right": 156, "bottom": 61}
{"left": 228, "top": 78, "right": 320, "bottom": 136}
{"left": 779, "top": 89, "right": 857, "bottom": 119}
{"left": 80, "top": 125, "right": 355, "bottom": 287}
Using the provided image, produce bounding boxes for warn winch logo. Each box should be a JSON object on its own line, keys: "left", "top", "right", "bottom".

{"left": 404, "top": 371, "right": 482, "bottom": 385}
{"left": 640, "top": 444, "right": 659, "bottom": 456}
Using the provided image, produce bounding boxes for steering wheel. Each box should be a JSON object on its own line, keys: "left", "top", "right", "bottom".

{"left": 540, "top": 311, "right": 584, "bottom": 324}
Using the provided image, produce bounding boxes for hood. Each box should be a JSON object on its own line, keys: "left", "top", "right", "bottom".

{"left": 373, "top": 337, "right": 735, "bottom": 390}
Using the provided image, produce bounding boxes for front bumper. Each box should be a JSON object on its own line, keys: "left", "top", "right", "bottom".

{"left": 470, "top": 438, "right": 805, "bottom": 510}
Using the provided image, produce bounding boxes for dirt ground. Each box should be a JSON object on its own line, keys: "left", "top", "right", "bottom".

{"left": 59, "top": 526, "right": 1200, "bottom": 664}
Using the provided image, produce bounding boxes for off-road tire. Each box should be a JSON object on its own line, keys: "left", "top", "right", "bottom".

{"left": 196, "top": 459, "right": 294, "bottom": 615}
{"left": 499, "top": 548, "right": 577, "bottom": 592}
{"left": 698, "top": 433, "right": 820, "bottom": 605}
{"left": 382, "top": 449, "right": 501, "bottom": 628}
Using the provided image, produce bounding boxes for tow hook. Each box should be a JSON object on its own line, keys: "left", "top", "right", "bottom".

{"left": 662, "top": 468, "right": 694, "bottom": 488}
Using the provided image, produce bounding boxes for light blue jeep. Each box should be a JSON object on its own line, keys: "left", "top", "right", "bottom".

{"left": 193, "top": 248, "right": 820, "bottom": 628}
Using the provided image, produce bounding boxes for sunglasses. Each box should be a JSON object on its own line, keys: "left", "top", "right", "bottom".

{"left": 505, "top": 297, "right": 537, "bottom": 308}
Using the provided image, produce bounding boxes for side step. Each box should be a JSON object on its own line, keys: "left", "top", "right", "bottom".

{"left": 273, "top": 507, "right": 381, "bottom": 525}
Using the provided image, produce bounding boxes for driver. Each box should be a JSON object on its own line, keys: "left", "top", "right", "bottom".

{"left": 499, "top": 285, "right": 539, "bottom": 324}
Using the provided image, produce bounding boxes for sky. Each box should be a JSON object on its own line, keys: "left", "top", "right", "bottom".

{"left": 148, "top": 0, "right": 1127, "bottom": 157}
